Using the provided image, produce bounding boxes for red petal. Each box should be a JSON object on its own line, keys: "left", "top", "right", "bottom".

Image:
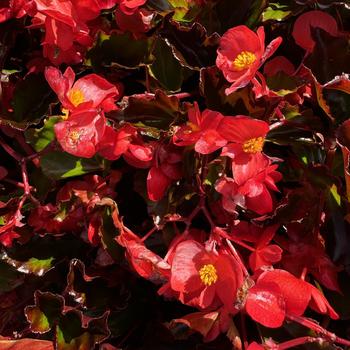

{"left": 292, "top": 11, "right": 338, "bottom": 52}
{"left": 147, "top": 167, "right": 171, "bottom": 201}
{"left": 258, "top": 269, "right": 311, "bottom": 316}
{"left": 45, "top": 66, "right": 72, "bottom": 103}
{"left": 309, "top": 285, "right": 339, "bottom": 320}
{"left": 246, "top": 282, "right": 286, "bottom": 328}
{"left": 195, "top": 130, "right": 227, "bottom": 154}
{"left": 170, "top": 240, "right": 204, "bottom": 294}
{"left": 72, "top": 74, "right": 119, "bottom": 110}
{"left": 218, "top": 116, "right": 269, "bottom": 144}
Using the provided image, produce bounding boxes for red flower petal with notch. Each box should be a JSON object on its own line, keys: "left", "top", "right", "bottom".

{"left": 216, "top": 25, "right": 282, "bottom": 95}
{"left": 45, "top": 66, "right": 120, "bottom": 113}
{"left": 54, "top": 109, "right": 106, "bottom": 158}
{"left": 292, "top": 11, "right": 338, "bottom": 53}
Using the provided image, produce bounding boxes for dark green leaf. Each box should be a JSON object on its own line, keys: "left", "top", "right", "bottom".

{"left": 25, "top": 116, "right": 61, "bottom": 152}
{"left": 160, "top": 20, "right": 219, "bottom": 70}
{"left": 149, "top": 38, "right": 183, "bottom": 92}
{"left": 3, "top": 73, "right": 54, "bottom": 130}
{"left": 87, "top": 32, "right": 154, "bottom": 70}
{"left": 40, "top": 151, "right": 105, "bottom": 180}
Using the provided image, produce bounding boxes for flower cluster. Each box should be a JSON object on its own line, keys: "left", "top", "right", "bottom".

{"left": 0, "top": 3, "right": 349, "bottom": 350}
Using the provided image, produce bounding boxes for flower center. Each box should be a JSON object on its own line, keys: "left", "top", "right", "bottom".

{"left": 199, "top": 264, "right": 218, "bottom": 286}
{"left": 68, "top": 89, "right": 85, "bottom": 107}
{"left": 183, "top": 122, "right": 200, "bottom": 134}
{"left": 232, "top": 51, "right": 256, "bottom": 71}
{"left": 242, "top": 137, "right": 264, "bottom": 153}
{"left": 68, "top": 130, "right": 81, "bottom": 145}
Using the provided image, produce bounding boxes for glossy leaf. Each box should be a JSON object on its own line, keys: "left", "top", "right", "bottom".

{"left": 40, "top": 151, "right": 105, "bottom": 180}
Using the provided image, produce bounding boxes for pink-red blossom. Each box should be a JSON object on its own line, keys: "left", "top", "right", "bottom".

{"left": 216, "top": 25, "right": 282, "bottom": 95}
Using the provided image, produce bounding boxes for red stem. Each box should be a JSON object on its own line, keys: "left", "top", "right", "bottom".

{"left": 130, "top": 92, "right": 191, "bottom": 99}
{"left": 277, "top": 336, "right": 321, "bottom": 350}
{"left": 0, "top": 137, "right": 22, "bottom": 161}
{"left": 287, "top": 314, "right": 350, "bottom": 347}
{"left": 226, "top": 239, "right": 249, "bottom": 277}
{"left": 230, "top": 237, "right": 255, "bottom": 252}
{"left": 141, "top": 226, "right": 158, "bottom": 242}
{"left": 201, "top": 205, "right": 215, "bottom": 229}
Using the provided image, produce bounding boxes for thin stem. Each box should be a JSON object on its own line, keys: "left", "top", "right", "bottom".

{"left": 0, "top": 136, "right": 22, "bottom": 161}
{"left": 141, "top": 226, "right": 158, "bottom": 242}
{"left": 300, "top": 267, "right": 307, "bottom": 280}
{"left": 201, "top": 205, "right": 215, "bottom": 229}
{"left": 230, "top": 237, "right": 255, "bottom": 252}
{"left": 145, "top": 66, "right": 151, "bottom": 93}
{"left": 130, "top": 92, "right": 191, "bottom": 99}
{"left": 287, "top": 314, "right": 350, "bottom": 347}
{"left": 278, "top": 336, "right": 321, "bottom": 350}
{"left": 226, "top": 239, "right": 249, "bottom": 277}
{"left": 240, "top": 312, "right": 248, "bottom": 350}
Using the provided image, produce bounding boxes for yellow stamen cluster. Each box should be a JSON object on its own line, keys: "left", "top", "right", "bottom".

{"left": 68, "top": 130, "right": 81, "bottom": 144}
{"left": 232, "top": 51, "right": 256, "bottom": 71}
{"left": 199, "top": 264, "right": 218, "bottom": 286}
{"left": 68, "top": 89, "right": 85, "bottom": 107}
{"left": 242, "top": 137, "right": 264, "bottom": 153}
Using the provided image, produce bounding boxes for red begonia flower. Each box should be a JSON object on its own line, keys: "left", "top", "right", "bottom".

{"left": 216, "top": 25, "right": 282, "bottom": 95}
{"left": 245, "top": 269, "right": 338, "bottom": 328}
{"left": 216, "top": 154, "right": 282, "bottom": 215}
{"left": 292, "top": 11, "right": 338, "bottom": 53}
{"left": 45, "top": 66, "right": 119, "bottom": 112}
{"left": 173, "top": 103, "right": 227, "bottom": 154}
{"left": 218, "top": 116, "right": 270, "bottom": 164}
{"left": 169, "top": 240, "right": 243, "bottom": 311}
{"left": 54, "top": 109, "right": 106, "bottom": 158}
